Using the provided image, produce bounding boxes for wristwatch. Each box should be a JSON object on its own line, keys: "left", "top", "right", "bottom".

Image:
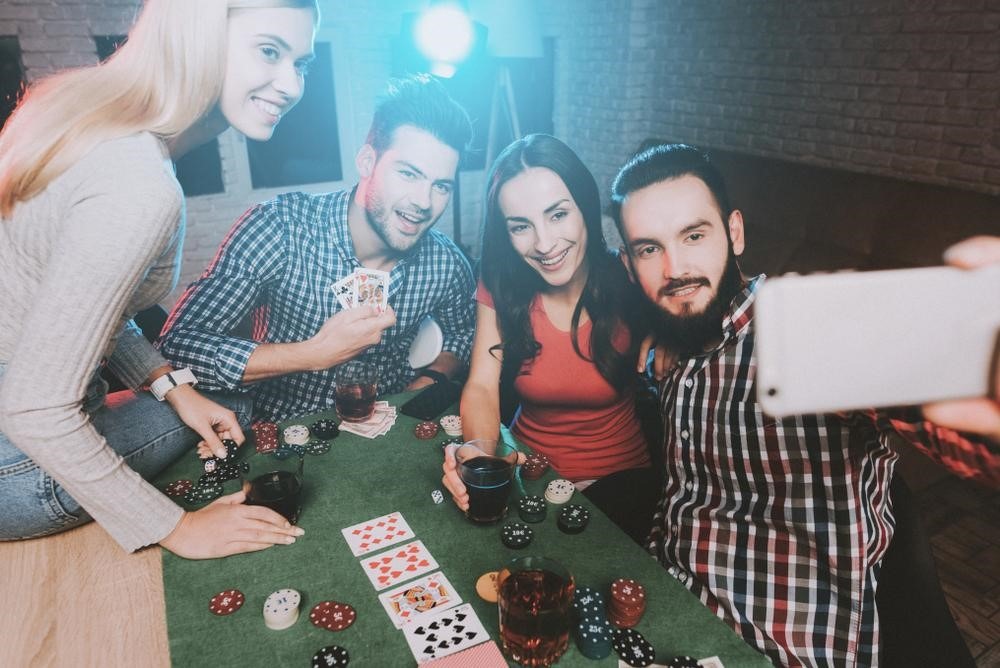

{"left": 149, "top": 368, "right": 198, "bottom": 401}
{"left": 416, "top": 368, "right": 448, "bottom": 384}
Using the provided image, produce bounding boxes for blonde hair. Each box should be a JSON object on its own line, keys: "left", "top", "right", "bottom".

{"left": 0, "top": 0, "right": 319, "bottom": 218}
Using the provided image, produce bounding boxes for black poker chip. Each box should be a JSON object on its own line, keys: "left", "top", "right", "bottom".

{"left": 667, "top": 656, "right": 700, "bottom": 668}
{"left": 304, "top": 439, "right": 331, "bottom": 456}
{"left": 613, "top": 627, "right": 656, "bottom": 667}
{"left": 557, "top": 504, "right": 591, "bottom": 534}
{"left": 311, "top": 644, "right": 349, "bottom": 667}
{"left": 517, "top": 495, "right": 547, "bottom": 523}
{"left": 272, "top": 446, "right": 297, "bottom": 460}
{"left": 310, "top": 419, "right": 340, "bottom": 440}
{"left": 184, "top": 481, "right": 223, "bottom": 505}
{"left": 500, "top": 522, "right": 534, "bottom": 549}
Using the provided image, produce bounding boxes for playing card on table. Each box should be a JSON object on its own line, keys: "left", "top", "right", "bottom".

{"left": 378, "top": 571, "right": 461, "bottom": 628}
{"left": 341, "top": 511, "right": 414, "bottom": 557}
{"left": 353, "top": 268, "right": 390, "bottom": 312}
{"left": 361, "top": 539, "right": 439, "bottom": 591}
{"left": 423, "top": 640, "right": 506, "bottom": 667}
{"left": 331, "top": 273, "right": 356, "bottom": 309}
{"left": 401, "top": 603, "right": 489, "bottom": 664}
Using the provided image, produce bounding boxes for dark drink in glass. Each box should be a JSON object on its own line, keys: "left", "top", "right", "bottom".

{"left": 334, "top": 360, "right": 379, "bottom": 422}
{"left": 498, "top": 557, "right": 575, "bottom": 667}
{"left": 462, "top": 456, "right": 513, "bottom": 523}
{"left": 334, "top": 381, "right": 377, "bottom": 422}
{"left": 246, "top": 470, "right": 302, "bottom": 524}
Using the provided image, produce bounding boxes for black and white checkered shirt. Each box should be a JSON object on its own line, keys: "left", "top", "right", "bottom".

{"left": 159, "top": 188, "right": 475, "bottom": 420}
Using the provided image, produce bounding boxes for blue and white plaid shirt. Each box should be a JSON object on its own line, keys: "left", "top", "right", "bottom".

{"left": 159, "top": 188, "right": 476, "bottom": 421}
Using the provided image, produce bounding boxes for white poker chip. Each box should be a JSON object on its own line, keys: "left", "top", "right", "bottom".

{"left": 282, "top": 424, "right": 310, "bottom": 446}
{"left": 544, "top": 478, "right": 575, "bottom": 504}
{"left": 439, "top": 415, "right": 462, "bottom": 437}
{"left": 263, "top": 588, "right": 301, "bottom": 630}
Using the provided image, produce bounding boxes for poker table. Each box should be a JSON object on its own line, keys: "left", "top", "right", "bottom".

{"left": 152, "top": 391, "right": 769, "bottom": 667}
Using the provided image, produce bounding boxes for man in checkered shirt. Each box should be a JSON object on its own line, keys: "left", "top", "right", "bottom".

{"left": 159, "top": 76, "right": 476, "bottom": 421}
{"left": 611, "top": 143, "right": 998, "bottom": 666}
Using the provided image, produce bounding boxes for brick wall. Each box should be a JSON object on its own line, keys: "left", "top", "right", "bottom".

{"left": 5, "top": 0, "right": 998, "bottom": 307}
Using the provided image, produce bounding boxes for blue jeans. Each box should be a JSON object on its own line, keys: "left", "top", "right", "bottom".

{"left": 0, "top": 363, "right": 251, "bottom": 541}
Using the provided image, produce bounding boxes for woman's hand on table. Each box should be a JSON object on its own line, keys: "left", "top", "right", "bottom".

{"left": 160, "top": 490, "right": 304, "bottom": 559}
{"left": 165, "top": 384, "right": 245, "bottom": 459}
{"left": 441, "top": 444, "right": 470, "bottom": 511}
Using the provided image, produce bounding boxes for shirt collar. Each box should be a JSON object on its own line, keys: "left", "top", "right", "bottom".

{"left": 715, "top": 273, "right": 765, "bottom": 351}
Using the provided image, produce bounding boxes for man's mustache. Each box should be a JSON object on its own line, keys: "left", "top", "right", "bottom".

{"left": 658, "top": 276, "right": 710, "bottom": 298}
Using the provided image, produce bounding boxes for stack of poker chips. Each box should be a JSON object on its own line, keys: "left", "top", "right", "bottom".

{"left": 263, "top": 588, "right": 301, "bottom": 630}
{"left": 608, "top": 577, "right": 647, "bottom": 628}
{"left": 274, "top": 423, "right": 336, "bottom": 458}
{"left": 572, "top": 586, "right": 613, "bottom": 659}
{"left": 500, "top": 522, "right": 533, "bottom": 549}
{"left": 252, "top": 421, "right": 280, "bottom": 453}
{"left": 557, "top": 504, "right": 591, "bottom": 534}
{"left": 612, "top": 627, "right": 656, "bottom": 667}
{"left": 544, "top": 478, "right": 575, "bottom": 505}
{"left": 516, "top": 495, "right": 547, "bottom": 523}
{"left": 183, "top": 439, "right": 246, "bottom": 505}
{"left": 521, "top": 452, "right": 550, "bottom": 480}
{"left": 439, "top": 414, "right": 462, "bottom": 437}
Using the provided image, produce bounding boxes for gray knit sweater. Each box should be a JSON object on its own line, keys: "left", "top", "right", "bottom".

{"left": 0, "top": 132, "right": 187, "bottom": 551}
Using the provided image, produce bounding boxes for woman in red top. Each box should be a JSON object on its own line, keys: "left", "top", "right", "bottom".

{"left": 442, "top": 134, "right": 659, "bottom": 543}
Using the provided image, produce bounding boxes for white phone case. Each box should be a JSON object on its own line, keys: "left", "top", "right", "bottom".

{"left": 755, "top": 264, "right": 1000, "bottom": 417}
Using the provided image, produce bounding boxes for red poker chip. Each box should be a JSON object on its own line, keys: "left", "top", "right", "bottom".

{"left": 413, "top": 421, "right": 440, "bottom": 439}
{"left": 310, "top": 600, "right": 356, "bottom": 631}
{"left": 611, "top": 578, "right": 646, "bottom": 605}
{"left": 209, "top": 589, "right": 245, "bottom": 616}
{"left": 165, "top": 479, "right": 193, "bottom": 497}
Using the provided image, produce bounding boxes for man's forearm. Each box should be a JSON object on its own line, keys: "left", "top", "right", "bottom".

{"left": 243, "top": 341, "right": 319, "bottom": 383}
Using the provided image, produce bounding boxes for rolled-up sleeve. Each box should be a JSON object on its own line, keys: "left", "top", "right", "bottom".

{"left": 158, "top": 204, "right": 286, "bottom": 391}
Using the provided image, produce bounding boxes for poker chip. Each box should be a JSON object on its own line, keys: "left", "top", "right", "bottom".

{"left": 305, "top": 439, "right": 331, "bottom": 456}
{"left": 440, "top": 437, "right": 462, "bottom": 452}
{"left": 613, "top": 627, "right": 656, "bottom": 667}
{"left": 500, "top": 522, "right": 533, "bottom": 549}
{"left": 272, "top": 446, "right": 297, "bottom": 460}
{"left": 431, "top": 489, "right": 444, "bottom": 504}
{"left": 311, "top": 645, "right": 350, "bottom": 667}
{"left": 283, "top": 424, "right": 310, "bottom": 446}
{"left": 184, "top": 481, "right": 223, "bottom": 505}
{"left": 544, "top": 478, "right": 575, "bottom": 505}
{"left": 517, "top": 495, "right": 547, "bottom": 523}
{"left": 521, "top": 452, "right": 550, "bottom": 480}
{"left": 263, "top": 588, "right": 301, "bottom": 630}
{"left": 575, "top": 617, "right": 613, "bottom": 660}
{"left": 413, "top": 421, "right": 439, "bottom": 439}
{"left": 475, "top": 571, "right": 499, "bottom": 603}
{"left": 310, "top": 601, "right": 356, "bottom": 631}
{"left": 667, "top": 656, "right": 701, "bottom": 668}
{"left": 439, "top": 414, "right": 462, "bottom": 437}
{"left": 164, "top": 479, "right": 193, "bottom": 497}
{"left": 208, "top": 588, "right": 245, "bottom": 616}
{"left": 573, "top": 586, "right": 607, "bottom": 621}
{"left": 609, "top": 578, "right": 647, "bottom": 629}
{"left": 252, "top": 421, "right": 280, "bottom": 454}
{"left": 310, "top": 418, "right": 340, "bottom": 440}
{"left": 557, "top": 504, "right": 591, "bottom": 534}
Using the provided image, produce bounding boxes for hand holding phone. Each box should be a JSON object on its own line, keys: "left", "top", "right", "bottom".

{"left": 755, "top": 263, "right": 1000, "bottom": 418}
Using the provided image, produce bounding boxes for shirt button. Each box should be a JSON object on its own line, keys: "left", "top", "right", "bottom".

{"left": 684, "top": 481, "right": 693, "bottom": 491}
{"left": 680, "top": 429, "right": 689, "bottom": 439}
{"left": 671, "top": 525, "right": 678, "bottom": 536}
{"left": 684, "top": 378, "right": 693, "bottom": 388}
{"left": 667, "top": 567, "right": 677, "bottom": 576}
{"left": 678, "top": 572, "right": 688, "bottom": 584}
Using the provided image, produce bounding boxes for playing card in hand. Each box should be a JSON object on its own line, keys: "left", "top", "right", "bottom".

{"left": 360, "top": 539, "right": 439, "bottom": 591}
{"left": 331, "top": 273, "right": 356, "bottom": 309}
{"left": 353, "top": 268, "right": 389, "bottom": 312}
{"left": 401, "top": 603, "right": 490, "bottom": 664}
{"left": 341, "top": 511, "right": 414, "bottom": 557}
{"left": 378, "top": 571, "right": 461, "bottom": 628}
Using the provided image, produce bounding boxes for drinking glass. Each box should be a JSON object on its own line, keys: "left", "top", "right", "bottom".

{"left": 242, "top": 453, "right": 305, "bottom": 525}
{"left": 455, "top": 438, "right": 517, "bottom": 524}
{"left": 497, "top": 556, "right": 575, "bottom": 667}
{"left": 334, "top": 360, "right": 378, "bottom": 422}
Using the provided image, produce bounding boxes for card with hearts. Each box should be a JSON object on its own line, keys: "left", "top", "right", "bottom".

{"left": 341, "top": 511, "right": 414, "bottom": 557}
{"left": 377, "top": 571, "right": 462, "bottom": 628}
{"left": 401, "top": 603, "right": 489, "bottom": 664}
{"left": 360, "top": 539, "right": 439, "bottom": 591}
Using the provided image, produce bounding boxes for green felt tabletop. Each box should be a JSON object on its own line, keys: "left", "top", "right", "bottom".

{"left": 153, "top": 392, "right": 769, "bottom": 667}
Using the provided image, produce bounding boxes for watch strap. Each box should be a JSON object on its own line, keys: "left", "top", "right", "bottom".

{"left": 416, "top": 368, "right": 448, "bottom": 384}
{"left": 149, "top": 368, "right": 198, "bottom": 401}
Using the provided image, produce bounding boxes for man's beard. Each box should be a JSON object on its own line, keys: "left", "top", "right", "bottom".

{"left": 364, "top": 190, "right": 429, "bottom": 254}
{"left": 647, "top": 248, "right": 744, "bottom": 357}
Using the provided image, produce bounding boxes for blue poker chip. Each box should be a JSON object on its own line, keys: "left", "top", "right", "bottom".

{"left": 576, "top": 617, "right": 613, "bottom": 659}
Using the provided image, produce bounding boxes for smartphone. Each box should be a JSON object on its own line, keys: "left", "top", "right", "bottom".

{"left": 755, "top": 264, "right": 1000, "bottom": 417}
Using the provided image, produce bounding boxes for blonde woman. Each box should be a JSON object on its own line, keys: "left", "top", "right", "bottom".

{"left": 0, "top": 0, "right": 318, "bottom": 559}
